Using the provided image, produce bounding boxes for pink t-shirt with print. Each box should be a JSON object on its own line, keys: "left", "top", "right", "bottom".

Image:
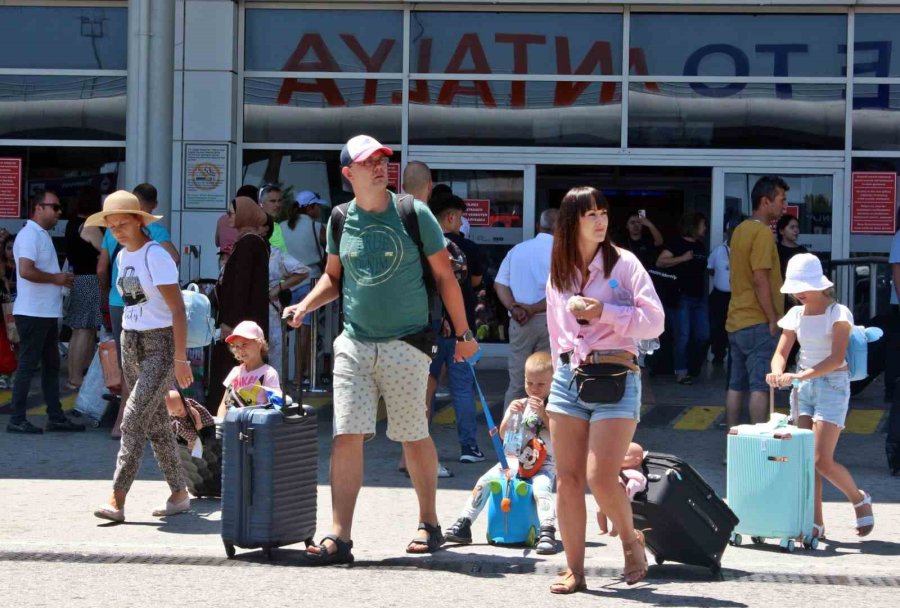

{"left": 222, "top": 363, "right": 280, "bottom": 405}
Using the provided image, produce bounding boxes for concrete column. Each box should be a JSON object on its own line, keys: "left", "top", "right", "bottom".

{"left": 126, "top": 0, "right": 175, "bottom": 229}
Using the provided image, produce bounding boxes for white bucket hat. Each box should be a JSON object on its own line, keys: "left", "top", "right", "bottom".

{"left": 781, "top": 253, "right": 833, "bottom": 294}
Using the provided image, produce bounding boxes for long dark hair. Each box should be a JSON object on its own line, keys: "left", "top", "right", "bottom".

{"left": 550, "top": 186, "right": 619, "bottom": 293}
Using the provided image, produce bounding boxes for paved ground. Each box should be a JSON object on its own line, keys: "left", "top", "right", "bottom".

{"left": 3, "top": 371, "right": 899, "bottom": 607}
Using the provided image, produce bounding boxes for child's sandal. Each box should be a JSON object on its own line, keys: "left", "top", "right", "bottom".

{"left": 304, "top": 534, "right": 354, "bottom": 566}
{"left": 550, "top": 570, "right": 587, "bottom": 594}
{"left": 853, "top": 490, "right": 875, "bottom": 537}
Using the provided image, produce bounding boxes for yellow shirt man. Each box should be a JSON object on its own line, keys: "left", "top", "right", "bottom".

{"left": 726, "top": 219, "right": 784, "bottom": 333}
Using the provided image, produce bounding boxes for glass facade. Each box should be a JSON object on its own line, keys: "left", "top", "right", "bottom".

{"left": 0, "top": 4, "right": 126, "bottom": 220}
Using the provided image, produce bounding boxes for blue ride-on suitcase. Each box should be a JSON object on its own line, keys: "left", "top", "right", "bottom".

{"left": 726, "top": 393, "right": 816, "bottom": 553}
{"left": 486, "top": 477, "right": 541, "bottom": 547}
{"left": 631, "top": 452, "right": 738, "bottom": 574}
{"left": 221, "top": 402, "right": 318, "bottom": 559}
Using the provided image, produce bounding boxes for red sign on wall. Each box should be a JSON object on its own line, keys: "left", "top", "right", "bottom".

{"left": 387, "top": 162, "right": 400, "bottom": 193}
{"left": 0, "top": 158, "right": 22, "bottom": 219}
{"left": 463, "top": 199, "right": 491, "bottom": 226}
{"left": 851, "top": 172, "right": 897, "bottom": 235}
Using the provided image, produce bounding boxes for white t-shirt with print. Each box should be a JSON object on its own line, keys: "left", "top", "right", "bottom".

{"left": 13, "top": 220, "right": 63, "bottom": 318}
{"left": 117, "top": 241, "right": 179, "bottom": 331}
{"left": 777, "top": 303, "right": 854, "bottom": 369}
{"left": 707, "top": 243, "right": 731, "bottom": 293}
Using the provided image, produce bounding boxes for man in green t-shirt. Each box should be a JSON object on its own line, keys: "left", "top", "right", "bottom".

{"left": 284, "top": 135, "right": 478, "bottom": 563}
{"left": 260, "top": 185, "right": 287, "bottom": 252}
{"left": 725, "top": 176, "right": 787, "bottom": 430}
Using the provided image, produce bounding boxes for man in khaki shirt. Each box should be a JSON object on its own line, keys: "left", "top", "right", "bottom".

{"left": 725, "top": 176, "right": 787, "bottom": 429}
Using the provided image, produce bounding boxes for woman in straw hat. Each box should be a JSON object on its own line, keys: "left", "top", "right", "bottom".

{"left": 89, "top": 190, "right": 194, "bottom": 522}
{"left": 207, "top": 195, "right": 270, "bottom": 409}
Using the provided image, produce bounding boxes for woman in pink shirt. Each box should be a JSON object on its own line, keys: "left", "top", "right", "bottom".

{"left": 545, "top": 187, "right": 664, "bottom": 594}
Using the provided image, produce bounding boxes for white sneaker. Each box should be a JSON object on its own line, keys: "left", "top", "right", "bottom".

{"left": 437, "top": 463, "right": 454, "bottom": 478}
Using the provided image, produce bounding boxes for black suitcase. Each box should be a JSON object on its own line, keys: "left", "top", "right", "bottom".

{"left": 631, "top": 453, "right": 738, "bottom": 574}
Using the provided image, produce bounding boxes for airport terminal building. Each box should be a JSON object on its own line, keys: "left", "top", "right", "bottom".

{"left": 2, "top": 0, "right": 900, "bottom": 352}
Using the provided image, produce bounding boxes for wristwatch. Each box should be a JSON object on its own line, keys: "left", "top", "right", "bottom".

{"left": 456, "top": 329, "right": 475, "bottom": 343}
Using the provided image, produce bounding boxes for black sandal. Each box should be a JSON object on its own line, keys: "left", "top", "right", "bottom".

{"left": 406, "top": 522, "right": 445, "bottom": 554}
{"left": 304, "top": 534, "right": 354, "bottom": 566}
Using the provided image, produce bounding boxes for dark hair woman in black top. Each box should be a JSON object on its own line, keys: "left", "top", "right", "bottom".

{"left": 63, "top": 188, "right": 104, "bottom": 389}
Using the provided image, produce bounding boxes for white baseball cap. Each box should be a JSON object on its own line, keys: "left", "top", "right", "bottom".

{"left": 340, "top": 135, "right": 393, "bottom": 167}
{"left": 780, "top": 253, "right": 833, "bottom": 294}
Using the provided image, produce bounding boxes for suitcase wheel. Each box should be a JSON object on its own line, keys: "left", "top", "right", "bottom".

{"left": 709, "top": 562, "right": 721, "bottom": 575}
{"left": 262, "top": 546, "right": 273, "bottom": 560}
{"left": 654, "top": 556, "right": 665, "bottom": 566}
{"left": 751, "top": 536, "right": 765, "bottom": 546}
{"left": 223, "top": 541, "right": 235, "bottom": 559}
{"left": 803, "top": 536, "right": 819, "bottom": 551}
{"left": 729, "top": 533, "right": 742, "bottom": 547}
{"left": 486, "top": 533, "right": 495, "bottom": 545}
{"left": 779, "top": 539, "right": 796, "bottom": 553}
{"left": 304, "top": 537, "right": 314, "bottom": 548}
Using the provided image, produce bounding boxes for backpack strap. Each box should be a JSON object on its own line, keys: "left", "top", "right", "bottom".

{"left": 141, "top": 242, "right": 166, "bottom": 284}
{"left": 329, "top": 202, "right": 351, "bottom": 253}
{"left": 396, "top": 194, "right": 436, "bottom": 306}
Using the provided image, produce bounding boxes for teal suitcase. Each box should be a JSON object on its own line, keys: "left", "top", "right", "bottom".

{"left": 726, "top": 404, "right": 816, "bottom": 553}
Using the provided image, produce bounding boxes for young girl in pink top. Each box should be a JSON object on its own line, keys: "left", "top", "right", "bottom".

{"left": 545, "top": 186, "right": 664, "bottom": 594}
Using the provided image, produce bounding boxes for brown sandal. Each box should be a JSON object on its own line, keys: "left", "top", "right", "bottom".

{"left": 623, "top": 530, "right": 648, "bottom": 585}
{"left": 550, "top": 570, "right": 587, "bottom": 594}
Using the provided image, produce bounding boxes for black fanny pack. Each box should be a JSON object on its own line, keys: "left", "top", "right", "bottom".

{"left": 399, "top": 326, "right": 437, "bottom": 359}
{"left": 572, "top": 363, "right": 630, "bottom": 403}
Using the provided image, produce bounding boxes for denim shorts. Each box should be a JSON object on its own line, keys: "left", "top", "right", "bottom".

{"left": 546, "top": 359, "right": 641, "bottom": 423}
{"left": 728, "top": 323, "right": 778, "bottom": 393}
{"left": 793, "top": 371, "right": 851, "bottom": 429}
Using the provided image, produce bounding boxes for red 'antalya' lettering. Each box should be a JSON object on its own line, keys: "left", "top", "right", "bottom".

{"left": 275, "top": 32, "right": 656, "bottom": 108}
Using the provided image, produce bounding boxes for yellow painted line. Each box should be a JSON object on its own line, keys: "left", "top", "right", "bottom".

{"left": 433, "top": 399, "right": 484, "bottom": 426}
{"left": 27, "top": 394, "right": 78, "bottom": 416}
{"left": 302, "top": 396, "right": 332, "bottom": 410}
{"left": 843, "top": 410, "right": 885, "bottom": 435}
{"left": 674, "top": 406, "right": 724, "bottom": 431}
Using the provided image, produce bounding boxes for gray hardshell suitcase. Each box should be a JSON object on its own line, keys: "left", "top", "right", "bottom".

{"left": 220, "top": 401, "right": 318, "bottom": 559}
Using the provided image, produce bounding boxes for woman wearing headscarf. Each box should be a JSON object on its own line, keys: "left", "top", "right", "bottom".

{"left": 208, "top": 196, "right": 270, "bottom": 408}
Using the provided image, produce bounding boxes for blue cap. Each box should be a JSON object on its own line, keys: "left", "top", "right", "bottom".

{"left": 295, "top": 191, "right": 327, "bottom": 208}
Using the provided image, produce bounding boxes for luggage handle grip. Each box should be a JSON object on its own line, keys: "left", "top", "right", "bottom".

{"left": 687, "top": 497, "right": 719, "bottom": 534}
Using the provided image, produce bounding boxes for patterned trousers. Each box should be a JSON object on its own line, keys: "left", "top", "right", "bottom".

{"left": 112, "top": 327, "right": 185, "bottom": 494}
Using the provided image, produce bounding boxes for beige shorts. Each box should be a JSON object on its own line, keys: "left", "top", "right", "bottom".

{"left": 332, "top": 332, "right": 430, "bottom": 442}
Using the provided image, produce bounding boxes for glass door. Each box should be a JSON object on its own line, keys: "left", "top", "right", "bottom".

{"left": 712, "top": 168, "right": 845, "bottom": 258}
{"left": 712, "top": 167, "right": 846, "bottom": 302}
{"left": 425, "top": 163, "right": 534, "bottom": 358}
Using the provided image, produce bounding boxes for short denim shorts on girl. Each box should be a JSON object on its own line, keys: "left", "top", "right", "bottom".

{"left": 792, "top": 370, "right": 851, "bottom": 429}
{"left": 547, "top": 358, "right": 642, "bottom": 423}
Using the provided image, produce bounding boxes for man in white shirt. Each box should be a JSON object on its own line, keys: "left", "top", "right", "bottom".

{"left": 8, "top": 189, "right": 82, "bottom": 434}
{"left": 494, "top": 209, "right": 558, "bottom": 407}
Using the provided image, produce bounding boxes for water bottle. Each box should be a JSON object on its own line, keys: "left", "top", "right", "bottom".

{"left": 503, "top": 410, "right": 524, "bottom": 455}
{"left": 608, "top": 279, "right": 659, "bottom": 356}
